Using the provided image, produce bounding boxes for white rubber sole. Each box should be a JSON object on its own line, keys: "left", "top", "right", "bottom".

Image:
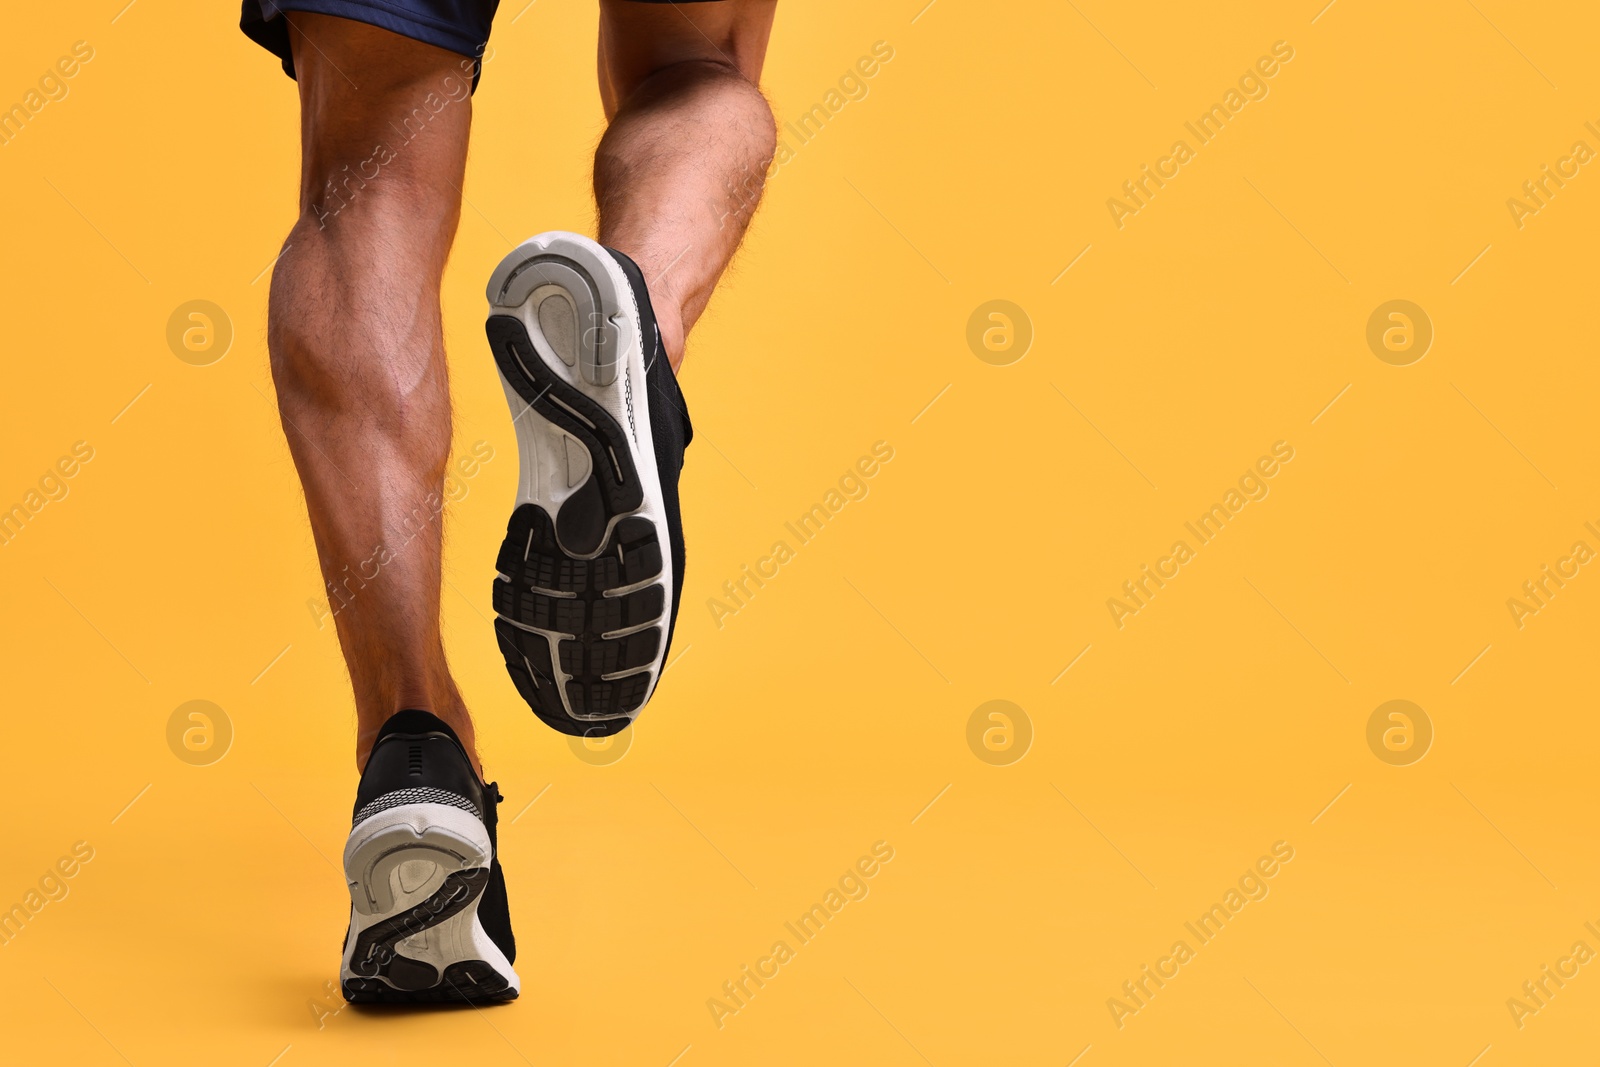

{"left": 340, "top": 803, "right": 519, "bottom": 1001}
{"left": 486, "top": 231, "right": 673, "bottom": 730}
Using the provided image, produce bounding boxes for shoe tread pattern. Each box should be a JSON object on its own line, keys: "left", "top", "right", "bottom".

{"left": 487, "top": 313, "right": 665, "bottom": 736}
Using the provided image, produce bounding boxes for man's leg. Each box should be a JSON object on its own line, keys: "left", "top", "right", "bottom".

{"left": 483, "top": 3, "right": 774, "bottom": 733}
{"left": 595, "top": 0, "right": 779, "bottom": 370}
{"left": 266, "top": 13, "right": 480, "bottom": 773}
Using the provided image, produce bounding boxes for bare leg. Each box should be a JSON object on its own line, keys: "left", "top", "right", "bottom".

{"left": 595, "top": 0, "right": 779, "bottom": 370}
{"left": 268, "top": 14, "right": 481, "bottom": 773}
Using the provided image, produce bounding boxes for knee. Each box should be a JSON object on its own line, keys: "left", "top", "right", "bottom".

{"left": 299, "top": 163, "right": 463, "bottom": 259}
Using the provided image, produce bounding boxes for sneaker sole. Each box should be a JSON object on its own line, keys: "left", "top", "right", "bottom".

{"left": 485, "top": 232, "right": 671, "bottom": 737}
{"left": 340, "top": 802, "right": 520, "bottom": 1004}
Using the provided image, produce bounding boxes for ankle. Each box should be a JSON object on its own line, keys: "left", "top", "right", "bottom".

{"left": 652, "top": 298, "right": 686, "bottom": 372}
{"left": 356, "top": 703, "right": 482, "bottom": 779}
{"left": 602, "top": 240, "right": 689, "bottom": 370}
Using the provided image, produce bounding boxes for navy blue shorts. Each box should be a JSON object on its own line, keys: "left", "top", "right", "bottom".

{"left": 240, "top": 0, "right": 726, "bottom": 91}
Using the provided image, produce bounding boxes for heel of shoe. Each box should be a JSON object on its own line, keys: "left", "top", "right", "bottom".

{"left": 340, "top": 804, "right": 518, "bottom": 1002}
{"left": 486, "top": 232, "right": 631, "bottom": 388}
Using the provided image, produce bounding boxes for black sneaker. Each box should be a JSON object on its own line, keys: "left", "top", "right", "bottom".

{"left": 485, "top": 231, "right": 693, "bottom": 737}
{"left": 340, "top": 710, "right": 519, "bottom": 1003}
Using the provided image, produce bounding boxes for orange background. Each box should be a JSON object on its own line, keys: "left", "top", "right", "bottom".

{"left": 2, "top": 1, "right": 1599, "bottom": 1063}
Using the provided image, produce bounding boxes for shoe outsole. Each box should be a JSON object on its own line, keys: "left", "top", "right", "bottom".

{"left": 343, "top": 960, "right": 517, "bottom": 1005}
{"left": 486, "top": 233, "right": 671, "bottom": 737}
{"left": 344, "top": 872, "right": 517, "bottom": 1003}
{"left": 340, "top": 803, "right": 520, "bottom": 1005}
